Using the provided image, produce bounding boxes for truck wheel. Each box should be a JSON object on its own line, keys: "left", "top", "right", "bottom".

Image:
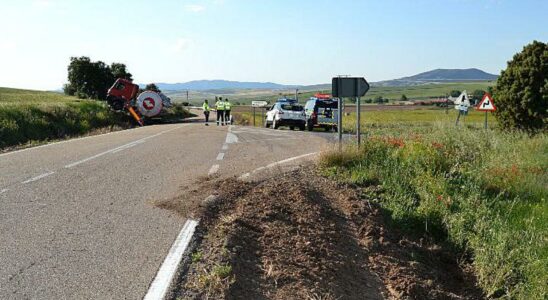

{"left": 273, "top": 119, "right": 280, "bottom": 129}
{"left": 289, "top": 126, "right": 295, "bottom": 131}
{"left": 307, "top": 121, "right": 313, "bottom": 131}
{"left": 265, "top": 120, "right": 270, "bottom": 128}
{"left": 299, "top": 125, "right": 306, "bottom": 131}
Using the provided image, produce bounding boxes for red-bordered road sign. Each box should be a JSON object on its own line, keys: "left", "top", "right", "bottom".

{"left": 477, "top": 93, "right": 497, "bottom": 111}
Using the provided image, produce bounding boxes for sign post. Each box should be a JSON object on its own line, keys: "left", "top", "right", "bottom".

{"left": 476, "top": 93, "right": 496, "bottom": 129}
{"left": 454, "top": 91, "right": 471, "bottom": 126}
{"left": 252, "top": 101, "right": 269, "bottom": 127}
{"left": 332, "top": 77, "right": 370, "bottom": 148}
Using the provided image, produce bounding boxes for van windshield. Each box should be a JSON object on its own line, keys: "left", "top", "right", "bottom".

{"left": 281, "top": 104, "right": 304, "bottom": 111}
{"left": 317, "top": 101, "right": 338, "bottom": 109}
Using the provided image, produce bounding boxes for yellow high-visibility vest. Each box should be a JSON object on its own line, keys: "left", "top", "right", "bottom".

{"left": 224, "top": 102, "right": 232, "bottom": 110}
{"left": 202, "top": 102, "right": 210, "bottom": 111}
{"left": 216, "top": 101, "right": 225, "bottom": 110}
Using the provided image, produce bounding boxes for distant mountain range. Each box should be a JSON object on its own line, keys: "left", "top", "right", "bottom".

{"left": 375, "top": 68, "right": 498, "bottom": 86}
{"left": 137, "top": 68, "right": 498, "bottom": 91}
{"left": 140, "top": 80, "right": 296, "bottom": 91}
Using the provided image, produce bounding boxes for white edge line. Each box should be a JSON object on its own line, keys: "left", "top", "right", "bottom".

{"left": 0, "top": 126, "right": 147, "bottom": 158}
{"left": 216, "top": 153, "right": 225, "bottom": 161}
{"left": 143, "top": 219, "right": 199, "bottom": 300}
{"left": 238, "top": 152, "right": 319, "bottom": 180}
{"left": 21, "top": 171, "right": 55, "bottom": 184}
{"left": 208, "top": 165, "right": 220, "bottom": 176}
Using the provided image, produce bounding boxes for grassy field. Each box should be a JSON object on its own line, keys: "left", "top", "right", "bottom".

{"left": 0, "top": 87, "right": 132, "bottom": 149}
{"left": 168, "top": 81, "right": 495, "bottom": 105}
{"left": 0, "top": 87, "right": 194, "bottom": 150}
{"left": 319, "top": 123, "right": 547, "bottom": 299}
{"left": 233, "top": 106, "right": 494, "bottom": 130}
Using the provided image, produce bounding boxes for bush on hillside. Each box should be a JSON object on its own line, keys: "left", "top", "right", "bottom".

{"left": 494, "top": 41, "right": 547, "bottom": 133}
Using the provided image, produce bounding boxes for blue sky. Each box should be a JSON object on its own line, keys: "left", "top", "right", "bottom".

{"left": 0, "top": 0, "right": 546, "bottom": 90}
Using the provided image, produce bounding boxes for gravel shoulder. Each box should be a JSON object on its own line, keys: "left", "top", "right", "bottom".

{"left": 158, "top": 166, "right": 483, "bottom": 300}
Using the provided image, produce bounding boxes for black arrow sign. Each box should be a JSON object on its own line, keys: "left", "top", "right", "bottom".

{"left": 332, "top": 77, "right": 370, "bottom": 98}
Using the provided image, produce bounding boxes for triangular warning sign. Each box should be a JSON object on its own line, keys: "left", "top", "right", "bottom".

{"left": 477, "top": 93, "right": 496, "bottom": 111}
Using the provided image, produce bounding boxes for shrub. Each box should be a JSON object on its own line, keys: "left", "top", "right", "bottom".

{"left": 494, "top": 41, "right": 547, "bottom": 133}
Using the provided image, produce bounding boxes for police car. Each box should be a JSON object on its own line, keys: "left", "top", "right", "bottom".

{"left": 265, "top": 101, "right": 306, "bottom": 130}
{"left": 304, "top": 94, "right": 339, "bottom": 131}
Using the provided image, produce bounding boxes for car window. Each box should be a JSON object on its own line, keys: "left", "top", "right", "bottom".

{"left": 281, "top": 104, "right": 304, "bottom": 111}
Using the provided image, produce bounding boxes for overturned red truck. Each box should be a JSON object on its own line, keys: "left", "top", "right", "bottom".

{"left": 107, "top": 78, "right": 172, "bottom": 126}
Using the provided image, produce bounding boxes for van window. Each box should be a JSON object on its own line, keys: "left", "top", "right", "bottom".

{"left": 317, "top": 100, "right": 337, "bottom": 109}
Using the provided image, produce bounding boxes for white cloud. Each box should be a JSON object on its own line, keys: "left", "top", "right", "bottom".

{"left": 184, "top": 4, "right": 205, "bottom": 12}
{"left": 172, "top": 38, "right": 193, "bottom": 53}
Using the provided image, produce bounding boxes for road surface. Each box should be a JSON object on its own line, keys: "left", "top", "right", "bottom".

{"left": 0, "top": 120, "right": 334, "bottom": 299}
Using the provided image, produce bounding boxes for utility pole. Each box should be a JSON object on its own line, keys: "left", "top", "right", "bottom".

{"left": 186, "top": 90, "right": 189, "bottom": 103}
{"left": 295, "top": 88, "right": 299, "bottom": 102}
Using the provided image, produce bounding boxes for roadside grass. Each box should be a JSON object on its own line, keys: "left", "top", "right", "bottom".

{"left": 0, "top": 87, "right": 131, "bottom": 149}
{"left": 0, "top": 87, "right": 191, "bottom": 149}
{"left": 319, "top": 125, "right": 547, "bottom": 299}
{"left": 233, "top": 108, "right": 493, "bottom": 131}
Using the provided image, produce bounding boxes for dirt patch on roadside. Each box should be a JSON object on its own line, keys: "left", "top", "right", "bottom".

{"left": 160, "top": 167, "right": 483, "bottom": 300}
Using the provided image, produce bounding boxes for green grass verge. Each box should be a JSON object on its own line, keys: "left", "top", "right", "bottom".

{"left": 1, "top": 87, "right": 194, "bottom": 149}
{"left": 319, "top": 125, "right": 547, "bottom": 299}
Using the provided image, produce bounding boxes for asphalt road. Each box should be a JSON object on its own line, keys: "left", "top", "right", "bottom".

{"left": 0, "top": 119, "right": 333, "bottom": 299}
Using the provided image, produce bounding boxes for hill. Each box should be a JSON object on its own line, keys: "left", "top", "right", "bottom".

{"left": 143, "top": 80, "right": 297, "bottom": 91}
{"left": 377, "top": 68, "right": 498, "bottom": 86}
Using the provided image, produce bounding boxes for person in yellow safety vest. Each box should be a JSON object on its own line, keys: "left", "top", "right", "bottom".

{"left": 224, "top": 98, "right": 232, "bottom": 125}
{"left": 215, "top": 97, "right": 225, "bottom": 126}
{"left": 202, "top": 99, "right": 211, "bottom": 126}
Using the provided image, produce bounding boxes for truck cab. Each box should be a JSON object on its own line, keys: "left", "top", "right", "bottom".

{"left": 107, "top": 78, "right": 139, "bottom": 111}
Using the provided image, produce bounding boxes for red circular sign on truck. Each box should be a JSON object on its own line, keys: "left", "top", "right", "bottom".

{"left": 142, "top": 98, "right": 156, "bottom": 110}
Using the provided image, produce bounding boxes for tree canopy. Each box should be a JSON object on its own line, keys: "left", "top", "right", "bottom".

{"left": 64, "top": 57, "right": 132, "bottom": 100}
{"left": 494, "top": 41, "right": 547, "bottom": 133}
{"left": 145, "top": 83, "right": 161, "bottom": 93}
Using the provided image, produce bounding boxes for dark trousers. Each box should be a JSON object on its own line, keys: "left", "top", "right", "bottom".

{"left": 217, "top": 110, "right": 225, "bottom": 124}
{"left": 204, "top": 111, "right": 210, "bottom": 122}
{"left": 224, "top": 110, "right": 231, "bottom": 124}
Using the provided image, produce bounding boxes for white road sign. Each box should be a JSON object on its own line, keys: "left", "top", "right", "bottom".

{"left": 454, "top": 91, "right": 471, "bottom": 111}
{"left": 252, "top": 101, "right": 269, "bottom": 108}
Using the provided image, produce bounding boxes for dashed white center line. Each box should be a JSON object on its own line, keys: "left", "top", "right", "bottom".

{"left": 21, "top": 171, "right": 55, "bottom": 184}
{"left": 64, "top": 125, "right": 184, "bottom": 169}
{"left": 208, "top": 164, "right": 220, "bottom": 176}
{"left": 216, "top": 153, "right": 225, "bottom": 161}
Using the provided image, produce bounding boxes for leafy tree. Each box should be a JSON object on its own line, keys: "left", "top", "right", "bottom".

{"left": 375, "top": 96, "right": 384, "bottom": 104}
{"left": 145, "top": 83, "right": 161, "bottom": 93}
{"left": 472, "top": 89, "right": 486, "bottom": 101}
{"left": 110, "top": 63, "right": 132, "bottom": 80}
{"left": 364, "top": 98, "right": 373, "bottom": 104}
{"left": 450, "top": 90, "right": 461, "bottom": 97}
{"left": 400, "top": 94, "right": 408, "bottom": 101}
{"left": 494, "top": 41, "right": 547, "bottom": 132}
{"left": 64, "top": 56, "right": 132, "bottom": 100}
